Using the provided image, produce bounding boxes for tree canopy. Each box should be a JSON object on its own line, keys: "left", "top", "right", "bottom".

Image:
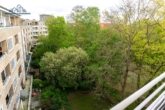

{"left": 40, "top": 46, "right": 89, "bottom": 89}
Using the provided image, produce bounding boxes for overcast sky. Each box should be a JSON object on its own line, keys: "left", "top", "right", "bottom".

{"left": 1, "top": 0, "right": 119, "bottom": 20}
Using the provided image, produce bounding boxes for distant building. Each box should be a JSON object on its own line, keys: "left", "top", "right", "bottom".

{"left": 100, "top": 23, "right": 111, "bottom": 29}
{"left": 31, "top": 19, "right": 48, "bottom": 44}
{"left": 40, "top": 14, "right": 52, "bottom": 25}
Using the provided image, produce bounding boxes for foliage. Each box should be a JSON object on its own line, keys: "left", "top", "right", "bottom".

{"left": 40, "top": 46, "right": 89, "bottom": 89}
{"left": 31, "top": 16, "right": 70, "bottom": 68}
{"left": 86, "top": 28, "right": 125, "bottom": 101}
{"left": 41, "top": 98, "right": 61, "bottom": 110}
{"left": 32, "top": 35, "right": 56, "bottom": 59}
{"left": 103, "top": 0, "right": 165, "bottom": 99}
{"left": 67, "top": 6, "right": 126, "bottom": 100}
{"left": 41, "top": 86, "right": 62, "bottom": 110}
{"left": 30, "top": 58, "right": 40, "bottom": 68}
{"left": 46, "top": 16, "right": 71, "bottom": 50}
{"left": 67, "top": 6, "right": 100, "bottom": 56}
{"left": 33, "top": 79, "right": 43, "bottom": 88}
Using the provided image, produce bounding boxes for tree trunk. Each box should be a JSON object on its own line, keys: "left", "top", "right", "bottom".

{"left": 137, "top": 73, "right": 141, "bottom": 104}
{"left": 137, "top": 74, "right": 140, "bottom": 90}
{"left": 121, "top": 59, "right": 129, "bottom": 99}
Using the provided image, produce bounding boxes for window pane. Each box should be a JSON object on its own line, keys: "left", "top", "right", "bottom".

{"left": 7, "top": 38, "right": 13, "bottom": 51}
{"left": 10, "top": 58, "right": 15, "bottom": 71}
{"left": 1, "top": 70, "right": 6, "bottom": 81}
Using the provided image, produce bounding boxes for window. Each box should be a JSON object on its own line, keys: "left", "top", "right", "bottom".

{"left": 7, "top": 37, "right": 13, "bottom": 52}
{"left": 13, "top": 76, "right": 18, "bottom": 91}
{"left": 10, "top": 57, "right": 15, "bottom": 72}
{"left": 6, "top": 86, "right": 14, "bottom": 108}
{"left": 1, "top": 66, "right": 10, "bottom": 86}
{"left": 16, "top": 50, "right": 20, "bottom": 61}
{"left": 18, "top": 65, "right": 22, "bottom": 76}
{"left": 18, "top": 33, "right": 21, "bottom": 43}
{"left": 21, "top": 62, "right": 24, "bottom": 70}
{"left": 20, "top": 48, "right": 23, "bottom": 57}
{"left": 1, "top": 70, "right": 6, "bottom": 83}
{"left": 14, "top": 35, "right": 18, "bottom": 45}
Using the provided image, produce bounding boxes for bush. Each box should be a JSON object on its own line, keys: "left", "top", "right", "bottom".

{"left": 30, "top": 58, "right": 40, "bottom": 68}
{"left": 33, "top": 79, "right": 42, "bottom": 88}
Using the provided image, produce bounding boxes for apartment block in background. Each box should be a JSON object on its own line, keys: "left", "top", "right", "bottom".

{"left": 40, "top": 14, "right": 51, "bottom": 25}
{"left": 31, "top": 19, "right": 48, "bottom": 44}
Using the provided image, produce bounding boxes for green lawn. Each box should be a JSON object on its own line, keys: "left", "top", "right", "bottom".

{"left": 67, "top": 90, "right": 111, "bottom": 110}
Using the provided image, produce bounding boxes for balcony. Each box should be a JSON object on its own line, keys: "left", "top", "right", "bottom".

{"left": 18, "top": 66, "right": 22, "bottom": 77}
{"left": 6, "top": 95, "right": 13, "bottom": 109}
{"left": 43, "top": 33, "right": 48, "bottom": 36}
{"left": 25, "top": 54, "right": 32, "bottom": 76}
{"left": 16, "top": 50, "right": 20, "bottom": 61}
{"left": 32, "top": 25, "right": 39, "bottom": 27}
{"left": 14, "top": 34, "right": 19, "bottom": 45}
{"left": 0, "top": 6, "right": 20, "bottom": 29}
{"left": 111, "top": 72, "right": 165, "bottom": 110}
{"left": 6, "top": 85, "right": 14, "bottom": 109}
{"left": 0, "top": 52, "right": 7, "bottom": 62}
{"left": 33, "top": 34, "right": 38, "bottom": 36}
{"left": 0, "top": 17, "right": 20, "bottom": 29}
{"left": 1, "top": 67, "right": 11, "bottom": 88}
{"left": 0, "top": 40, "right": 8, "bottom": 61}
{"left": 32, "top": 30, "right": 39, "bottom": 32}
{"left": 3, "top": 75, "right": 11, "bottom": 87}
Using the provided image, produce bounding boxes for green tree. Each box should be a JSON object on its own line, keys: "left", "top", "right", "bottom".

{"left": 31, "top": 35, "right": 56, "bottom": 68}
{"left": 41, "top": 86, "right": 62, "bottom": 110}
{"left": 91, "top": 28, "right": 125, "bottom": 102}
{"left": 46, "top": 16, "right": 71, "bottom": 50}
{"left": 40, "top": 46, "right": 89, "bottom": 89}
{"left": 103, "top": 0, "right": 165, "bottom": 99}
{"left": 33, "top": 79, "right": 43, "bottom": 88}
{"left": 67, "top": 6, "right": 100, "bottom": 55}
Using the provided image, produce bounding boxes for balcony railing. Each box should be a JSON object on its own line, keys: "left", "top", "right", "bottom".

{"left": 3, "top": 75, "right": 11, "bottom": 88}
{"left": 32, "top": 25, "right": 39, "bottom": 27}
{"left": 0, "top": 25, "right": 20, "bottom": 30}
{"left": 110, "top": 72, "right": 165, "bottom": 110}
{"left": 33, "top": 34, "right": 38, "bottom": 36}
{"left": 0, "top": 52, "right": 7, "bottom": 62}
{"left": 7, "top": 95, "right": 13, "bottom": 109}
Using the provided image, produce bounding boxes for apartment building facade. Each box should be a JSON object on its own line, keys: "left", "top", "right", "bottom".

{"left": 31, "top": 19, "right": 48, "bottom": 44}
{"left": 0, "top": 5, "right": 32, "bottom": 110}
{"left": 40, "top": 14, "right": 51, "bottom": 25}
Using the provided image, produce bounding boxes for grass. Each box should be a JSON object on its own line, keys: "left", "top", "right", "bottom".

{"left": 67, "top": 90, "right": 111, "bottom": 110}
